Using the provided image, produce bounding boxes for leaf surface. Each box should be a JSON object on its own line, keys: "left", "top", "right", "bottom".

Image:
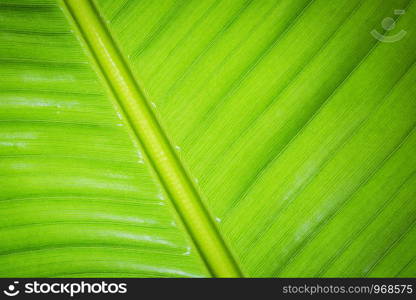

{"left": 1, "top": 0, "right": 415, "bottom": 277}
{"left": 0, "top": 0, "right": 209, "bottom": 277}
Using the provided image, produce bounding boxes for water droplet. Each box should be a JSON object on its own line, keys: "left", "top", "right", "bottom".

{"left": 136, "top": 150, "right": 143, "bottom": 159}
{"left": 183, "top": 246, "right": 191, "bottom": 255}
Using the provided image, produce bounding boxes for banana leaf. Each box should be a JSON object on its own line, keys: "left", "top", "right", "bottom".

{"left": 0, "top": 0, "right": 415, "bottom": 278}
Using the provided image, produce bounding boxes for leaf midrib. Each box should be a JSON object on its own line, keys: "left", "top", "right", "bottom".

{"left": 60, "top": 0, "right": 242, "bottom": 278}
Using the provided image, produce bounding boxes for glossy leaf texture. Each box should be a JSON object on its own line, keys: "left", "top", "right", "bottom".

{"left": 1, "top": 0, "right": 416, "bottom": 278}
{"left": 0, "top": 0, "right": 209, "bottom": 277}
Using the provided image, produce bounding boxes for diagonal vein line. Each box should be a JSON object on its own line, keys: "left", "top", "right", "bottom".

{"left": 130, "top": 0, "right": 190, "bottom": 59}
{"left": 277, "top": 122, "right": 416, "bottom": 275}
{"left": 161, "top": 0, "right": 261, "bottom": 98}
{"left": 395, "top": 254, "right": 416, "bottom": 277}
{"left": 183, "top": 0, "right": 316, "bottom": 145}
{"left": 207, "top": 0, "right": 363, "bottom": 197}
{"left": 272, "top": 59, "right": 416, "bottom": 274}
{"left": 225, "top": 0, "right": 413, "bottom": 217}
{"left": 317, "top": 168, "right": 416, "bottom": 276}
{"left": 364, "top": 219, "right": 416, "bottom": 277}
{"left": 147, "top": 0, "right": 249, "bottom": 81}
{"left": 60, "top": 0, "right": 242, "bottom": 278}
{"left": 162, "top": 0, "right": 282, "bottom": 119}
{"left": 109, "top": 0, "right": 135, "bottom": 23}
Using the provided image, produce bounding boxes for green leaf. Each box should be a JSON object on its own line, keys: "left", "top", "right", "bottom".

{"left": 0, "top": 0, "right": 209, "bottom": 278}
{"left": 1, "top": 0, "right": 415, "bottom": 277}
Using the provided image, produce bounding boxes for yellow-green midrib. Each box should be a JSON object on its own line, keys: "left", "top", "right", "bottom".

{"left": 0, "top": 0, "right": 209, "bottom": 278}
